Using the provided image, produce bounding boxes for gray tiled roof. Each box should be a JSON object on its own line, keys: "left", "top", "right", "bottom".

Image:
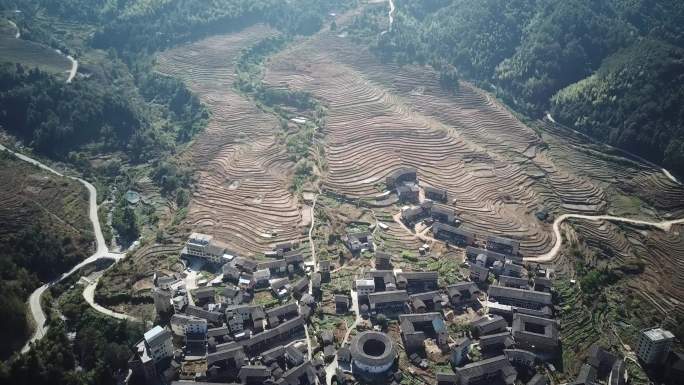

{"left": 488, "top": 285, "right": 552, "bottom": 305}
{"left": 368, "top": 290, "right": 409, "bottom": 305}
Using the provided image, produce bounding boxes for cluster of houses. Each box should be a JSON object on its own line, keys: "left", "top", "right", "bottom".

{"left": 567, "top": 328, "right": 682, "bottom": 385}
{"left": 126, "top": 166, "right": 682, "bottom": 385}
{"left": 339, "top": 259, "right": 560, "bottom": 385}
{"left": 129, "top": 234, "right": 328, "bottom": 385}
{"left": 325, "top": 223, "right": 570, "bottom": 385}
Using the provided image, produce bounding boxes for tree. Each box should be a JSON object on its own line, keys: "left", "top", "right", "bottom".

{"left": 439, "top": 64, "right": 460, "bottom": 93}
{"left": 376, "top": 313, "right": 388, "bottom": 329}
{"left": 112, "top": 204, "right": 139, "bottom": 242}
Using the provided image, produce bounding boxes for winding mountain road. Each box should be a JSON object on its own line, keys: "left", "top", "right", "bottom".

{"left": 0, "top": 144, "right": 128, "bottom": 353}
{"left": 386, "top": 172, "right": 683, "bottom": 265}
{"left": 65, "top": 53, "right": 78, "bottom": 83}
{"left": 7, "top": 19, "right": 20, "bottom": 38}
{"left": 524, "top": 214, "right": 684, "bottom": 263}
{"left": 379, "top": 0, "right": 395, "bottom": 36}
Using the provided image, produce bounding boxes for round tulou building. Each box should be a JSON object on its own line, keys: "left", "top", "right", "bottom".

{"left": 349, "top": 331, "right": 397, "bottom": 375}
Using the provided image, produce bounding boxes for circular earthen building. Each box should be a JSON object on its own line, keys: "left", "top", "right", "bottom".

{"left": 349, "top": 331, "right": 397, "bottom": 374}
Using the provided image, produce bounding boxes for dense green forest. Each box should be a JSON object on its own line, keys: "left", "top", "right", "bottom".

{"left": 1, "top": 0, "right": 352, "bottom": 54}
{"left": 0, "top": 286, "right": 144, "bottom": 385}
{"left": 551, "top": 40, "right": 684, "bottom": 169}
{"left": 0, "top": 225, "right": 82, "bottom": 359}
{"left": 0, "top": 62, "right": 206, "bottom": 162}
{"left": 352, "top": 0, "right": 684, "bottom": 175}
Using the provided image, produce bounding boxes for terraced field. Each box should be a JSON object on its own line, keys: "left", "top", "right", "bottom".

{"left": 261, "top": 21, "right": 684, "bottom": 257}
{"left": 155, "top": 6, "right": 683, "bottom": 285}
{"left": 539, "top": 121, "right": 684, "bottom": 217}
{"left": 569, "top": 220, "right": 684, "bottom": 321}
{"left": 156, "top": 25, "right": 306, "bottom": 256}
{"left": 0, "top": 154, "right": 93, "bottom": 248}
{"left": 0, "top": 36, "right": 72, "bottom": 78}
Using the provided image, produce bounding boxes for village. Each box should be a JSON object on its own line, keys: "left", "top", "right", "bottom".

{"left": 128, "top": 168, "right": 680, "bottom": 385}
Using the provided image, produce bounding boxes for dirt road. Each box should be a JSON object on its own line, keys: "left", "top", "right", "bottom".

{"left": 525, "top": 213, "right": 684, "bottom": 263}
{"left": 545, "top": 114, "right": 680, "bottom": 185}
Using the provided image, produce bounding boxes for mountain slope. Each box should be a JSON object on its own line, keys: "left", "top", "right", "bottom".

{"left": 356, "top": 0, "right": 684, "bottom": 177}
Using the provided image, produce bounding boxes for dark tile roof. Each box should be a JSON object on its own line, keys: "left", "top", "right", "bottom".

{"left": 436, "top": 372, "right": 458, "bottom": 385}
{"left": 471, "top": 315, "right": 507, "bottom": 335}
{"left": 266, "top": 303, "right": 299, "bottom": 319}
{"left": 487, "top": 235, "right": 519, "bottom": 247}
{"left": 292, "top": 277, "right": 309, "bottom": 292}
{"left": 233, "top": 257, "right": 258, "bottom": 272}
{"left": 238, "top": 365, "right": 271, "bottom": 378}
{"left": 185, "top": 305, "right": 222, "bottom": 323}
{"left": 258, "top": 259, "right": 288, "bottom": 270}
{"left": 499, "top": 275, "right": 530, "bottom": 288}
{"left": 454, "top": 355, "right": 517, "bottom": 383}
{"left": 279, "top": 361, "right": 315, "bottom": 385}
{"left": 446, "top": 282, "right": 479, "bottom": 297}
{"left": 207, "top": 326, "right": 230, "bottom": 338}
{"left": 424, "top": 186, "right": 447, "bottom": 196}
{"left": 286, "top": 344, "right": 305, "bottom": 364}
{"left": 488, "top": 285, "right": 552, "bottom": 305}
{"left": 260, "top": 345, "right": 286, "bottom": 364}
{"left": 368, "top": 290, "right": 409, "bottom": 305}
{"left": 396, "top": 271, "right": 438, "bottom": 281}
{"left": 433, "top": 223, "right": 474, "bottom": 238}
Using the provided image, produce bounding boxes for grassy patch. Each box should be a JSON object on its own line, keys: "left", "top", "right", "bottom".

{"left": 0, "top": 36, "right": 72, "bottom": 77}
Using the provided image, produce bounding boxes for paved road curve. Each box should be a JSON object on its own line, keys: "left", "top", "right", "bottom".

{"left": 8, "top": 19, "right": 20, "bottom": 38}
{"left": 66, "top": 54, "right": 78, "bottom": 83}
{"left": 379, "top": 0, "right": 395, "bottom": 36}
{"left": 524, "top": 214, "right": 684, "bottom": 263}
{"left": 0, "top": 144, "right": 127, "bottom": 353}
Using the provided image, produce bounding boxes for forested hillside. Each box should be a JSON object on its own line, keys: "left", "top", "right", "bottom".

{"left": 2, "top": 0, "right": 351, "bottom": 54}
{"left": 551, "top": 40, "right": 684, "bottom": 170}
{"left": 354, "top": 0, "right": 684, "bottom": 176}
{"left": 0, "top": 63, "right": 206, "bottom": 161}
{"left": 0, "top": 152, "right": 92, "bottom": 359}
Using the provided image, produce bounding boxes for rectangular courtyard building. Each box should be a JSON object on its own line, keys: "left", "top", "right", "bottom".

{"left": 424, "top": 186, "right": 448, "bottom": 202}
{"left": 512, "top": 313, "right": 560, "bottom": 353}
{"left": 453, "top": 355, "right": 517, "bottom": 385}
{"left": 396, "top": 271, "right": 439, "bottom": 294}
{"left": 433, "top": 223, "right": 474, "bottom": 246}
{"left": 368, "top": 290, "right": 409, "bottom": 318}
{"left": 488, "top": 285, "right": 552, "bottom": 311}
{"left": 386, "top": 167, "right": 418, "bottom": 188}
{"left": 486, "top": 236, "right": 520, "bottom": 256}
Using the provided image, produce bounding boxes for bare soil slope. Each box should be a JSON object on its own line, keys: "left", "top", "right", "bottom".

{"left": 157, "top": 25, "right": 305, "bottom": 256}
